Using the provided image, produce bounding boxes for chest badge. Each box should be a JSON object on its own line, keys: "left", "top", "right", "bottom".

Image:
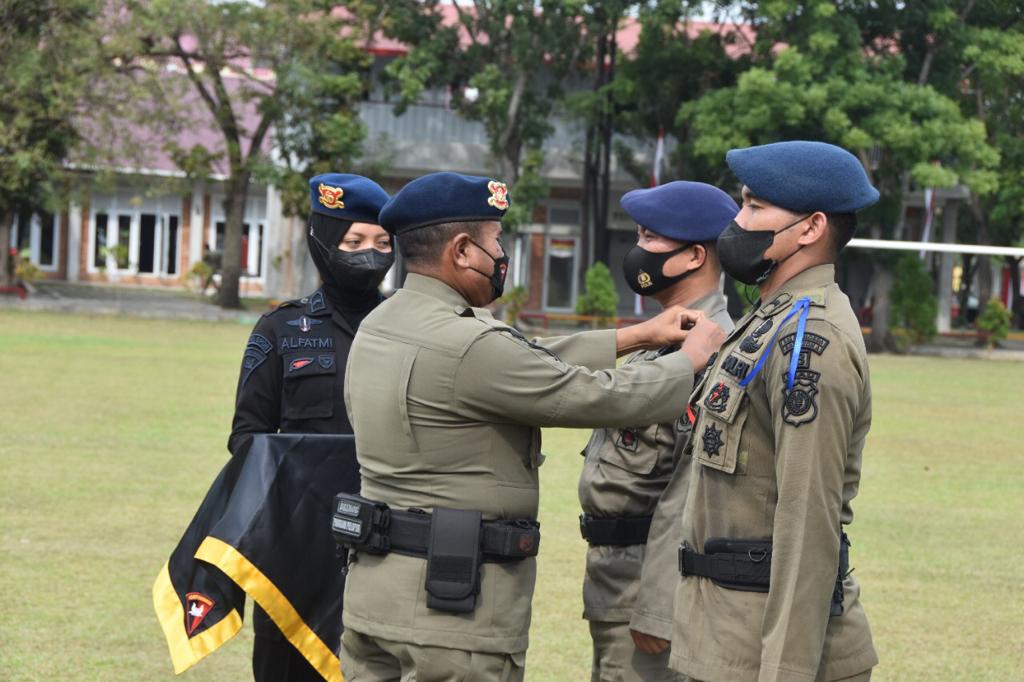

{"left": 318, "top": 354, "right": 335, "bottom": 370}
{"left": 740, "top": 318, "right": 774, "bottom": 354}
{"left": 702, "top": 424, "right": 724, "bottom": 457}
{"left": 287, "top": 316, "right": 322, "bottom": 333}
{"left": 615, "top": 428, "right": 640, "bottom": 451}
{"left": 289, "top": 358, "right": 314, "bottom": 372}
{"left": 704, "top": 382, "right": 730, "bottom": 413}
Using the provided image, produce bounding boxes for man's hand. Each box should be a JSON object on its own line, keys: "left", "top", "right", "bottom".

{"left": 680, "top": 314, "right": 726, "bottom": 372}
{"left": 614, "top": 305, "right": 703, "bottom": 357}
{"left": 630, "top": 629, "right": 670, "bottom": 655}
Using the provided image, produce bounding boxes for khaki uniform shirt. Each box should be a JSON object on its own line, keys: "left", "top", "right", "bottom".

{"left": 342, "top": 273, "right": 696, "bottom": 655}
{"left": 669, "top": 265, "right": 878, "bottom": 682}
{"left": 578, "top": 290, "right": 733, "bottom": 625}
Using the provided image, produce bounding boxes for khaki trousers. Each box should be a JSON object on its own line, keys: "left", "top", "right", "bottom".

{"left": 589, "top": 621, "right": 685, "bottom": 682}
{"left": 340, "top": 629, "right": 525, "bottom": 682}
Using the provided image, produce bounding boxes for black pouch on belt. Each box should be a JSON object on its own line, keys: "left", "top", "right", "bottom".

{"left": 702, "top": 537, "right": 772, "bottom": 592}
{"left": 425, "top": 507, "right": 483, "bottom": 614}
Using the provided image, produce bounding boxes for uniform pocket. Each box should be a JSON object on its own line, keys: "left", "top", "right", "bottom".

{"left": 693, "top": 373, "right": 748, "bottom": 475}
{"left": 597, "top": 424, "right": 667, "bottom": 476}
{"left": 281, "top": 353, "right": 336, "bottom": 419}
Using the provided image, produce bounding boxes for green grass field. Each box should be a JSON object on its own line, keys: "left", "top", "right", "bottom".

{"left": 1, "top": 310, "right": 1022, "bottom": 681}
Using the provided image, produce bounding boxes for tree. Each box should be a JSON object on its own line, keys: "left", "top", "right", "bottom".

{"left": 682, "top": 0, "right": 998, "bottom": 350}
{"left": 108, "top": 0, "right": 374, "bottom": 308}
{"left": 384, "top": 0, "right": 589, "bottom": 229}
{"left": 0, "top": 0, "right": 101, "bottom": 286}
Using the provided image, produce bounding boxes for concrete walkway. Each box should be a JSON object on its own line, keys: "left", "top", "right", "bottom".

{"left": 0, "top": 281, "right": 264, "bottom": 324}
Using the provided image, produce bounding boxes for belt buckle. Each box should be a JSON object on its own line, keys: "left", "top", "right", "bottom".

{"left": 678, "top": 541, "right": 689, "bottom": 576}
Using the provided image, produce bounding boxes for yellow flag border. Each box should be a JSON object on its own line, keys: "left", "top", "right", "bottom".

{"left": 194, "top": 536, "right": 343, "bottom": 682}
{"left": 152, "top": 561, "right": 243, "bottom": 674}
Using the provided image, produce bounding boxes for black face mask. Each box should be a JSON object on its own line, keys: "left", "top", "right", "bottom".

{"left": 309, "top": 227, "right": 395, "bottom": 296}
{"left": 468, "top": 238, "right": 509, "bottom": 303}
{"left": 716, "top": 216, "right": 808, "bottom": 285}
{"left": 621, "top": 244, "right": 696, "bottom": 296}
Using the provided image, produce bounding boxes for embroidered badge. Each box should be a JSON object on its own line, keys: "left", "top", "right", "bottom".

{"left": 740, "top": 318, "right": 774, "bottom": 354}
{"left": 318, "top": 354, "right": 335, "bottom": 370}
{"left": 318, "top": 183, "right": 345, "bottom": 209}
{"left": 781, "top": 368, "right": 820, "bottom": 426}
{"left": 289, "top": 357, "right": 314, "bottom": 372}
{"left": 637, "top": 269, "right": 653, "bottom": 289}
{"left": 721, "top": 354, "right": 751, "bottom": 381}
{"left": 308, "top": 290, "right": 327, "bottom": 314}
{"left": 185, "top": 592, "right": 215, "bottom": 635}
{"left": 702, "top": 424, "right": 724, "bottom": 457}
{"left": 704, "top": 381, "right": 730, "bottom": 413}
{"left": 287, "top": 316, "right": 322, "bottom": 333}
{"left": 487, "top": 180, "right": 509, "bottom": 210}
{"left": 779, "top": 332, "right": 830, "bottom": 356}
{"left": 616, "top": 428, "right": 640, "bottom": 451}
{"left": 241, "top": 333, "right": 272, "bottom": 386}
{"left": 279, "top": 336, "right": 334, "bottom": 353}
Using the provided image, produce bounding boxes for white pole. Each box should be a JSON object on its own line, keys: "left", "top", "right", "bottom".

{"left": 848, "top": 238, "right": 1024, "bottom": 258}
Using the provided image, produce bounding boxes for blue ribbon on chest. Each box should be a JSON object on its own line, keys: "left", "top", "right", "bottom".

{"left": 738, "top": 296, "right": 812, "bottom": 391}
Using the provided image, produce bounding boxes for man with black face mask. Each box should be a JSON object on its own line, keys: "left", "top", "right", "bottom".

{"left": 338, "top": 172, "right": 726, "bottom": 682}
{"left": 669, "top": 141, "right": 880, "bottom": 682}
{"left": 577, "top": 181, "right": 738, "bottom": 681}
{"left": 229, "top": 173, "right": 392, "bottom": 681}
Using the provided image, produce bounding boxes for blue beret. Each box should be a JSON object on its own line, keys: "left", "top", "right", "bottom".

{"left": 621, "top": 181, "right": 738, "bottom": 243}
{"left": 726, "top": 141, "right": 880, "bottom": 213}
{"left": 379, "top": 172, "right": 510, "bottom": 235}
{"left": 309, "top": 173, "right": 389, "bottom": 224}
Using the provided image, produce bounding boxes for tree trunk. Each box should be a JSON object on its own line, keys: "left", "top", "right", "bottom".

{"left": 0, "top": 210, "right": 12, "bottom": 286}
{"left": 217, "top": 172, "right": 250, "bottom": 309}
{"left": 867, "top": 265, "right": 896, "bottom": 353}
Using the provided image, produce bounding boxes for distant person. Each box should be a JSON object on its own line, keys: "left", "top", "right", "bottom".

{"left": 577, "top": 181, "right": 737, "bottom": 681}
{"left": 230, "top": 173, "right": 392, "bottom": 681}
{"left": 670, "top": 141, "right": 880, "bottom": 681}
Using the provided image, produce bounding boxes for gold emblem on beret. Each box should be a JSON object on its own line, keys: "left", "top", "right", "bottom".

{"left": 637, "top": 270, "right": 653, "bottom": 289}
{"left": 318, "top": 183, "right": 345, "bottom": 210}
{"left": 487, "top": 181, "right": 509, "bottom": 210}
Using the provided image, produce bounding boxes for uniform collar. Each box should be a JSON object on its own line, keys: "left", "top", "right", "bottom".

{"left": 403, "top": 272, "right": 472, "bottom": 312}
{"left": 689, "top": 288, "right": 729, "bottom": 318}
{"left": 756, "top": 264, "right": 834, "bottom": 317}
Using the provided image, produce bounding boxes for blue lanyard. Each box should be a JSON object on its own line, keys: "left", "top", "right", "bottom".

{"left": 738, "top": 297, "right": 811, "bottom": 391}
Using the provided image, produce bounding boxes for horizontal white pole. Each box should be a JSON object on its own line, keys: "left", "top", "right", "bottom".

{"left": 848, "top": 238, "right": 1024, "bottom": 258}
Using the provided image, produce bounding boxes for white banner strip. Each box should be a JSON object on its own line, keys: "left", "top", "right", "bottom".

{"left": 848, "top": 238, "right": 1024, "bottom": 258}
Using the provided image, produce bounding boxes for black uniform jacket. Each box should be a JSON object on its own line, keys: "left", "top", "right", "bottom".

{"left": 229, "top": 288, "right": 376, "bottom": 456}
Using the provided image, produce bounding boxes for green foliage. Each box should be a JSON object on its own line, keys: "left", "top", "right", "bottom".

{"left": 576, "top": 262, "right": 619, "bottom": 323}
{"left": 502, "top": 149, "right": 549, "bottom": 231}
{"left": 99, "top": 244, "right": 130, "bottom": 271}
{"left": 13, "top": 249, "right": 41, "bottom": 284}
{"left": 976, "top": 298, "right": 1011, "bottom": 346}
{"left": 496, "top": 284, "right": 528, "bottom": 326}
{"left": 889, "top": 254, "right": 938, "bottom": 345}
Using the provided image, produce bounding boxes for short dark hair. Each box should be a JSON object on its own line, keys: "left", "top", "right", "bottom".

{"left": 397, "top": 221, "right": 486, "bottom": 266}
{"left": 826, "top": 212, "right": 857, "bottom": 258}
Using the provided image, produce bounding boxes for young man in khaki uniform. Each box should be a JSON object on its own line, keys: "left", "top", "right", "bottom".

{"left": 338, "top": 172, "right": 726, "bottom": 682}
{"left": 669, "top": 141, "right": 880, "bottom": 682}
{"left": 577, "top": 181, "right": 738, "bottom": 682}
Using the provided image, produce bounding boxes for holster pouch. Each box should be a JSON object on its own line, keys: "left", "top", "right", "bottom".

{"left": 331, "top": 492, "right": 392, "bottom": 554}
{"left": 831, "top": 532, "right": 851, "bottom": 617}
{"left": 425, "top": 507, "right": 483, "bottom": 614}
{"left": 701, "top": 537, "right": 772, "bottom": 592}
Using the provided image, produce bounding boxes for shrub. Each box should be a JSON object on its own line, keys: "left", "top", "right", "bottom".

{"left": 496, "top": 285, "right": 528, "bottom": 325}
{"left": 576, "top": 262, "right": 619, "bottom": 325}
{"left": 977, "top": 298, "right": 1011, "bottom": 348}
{"left": 889, "top": 254, "right": 937, "bottom": 345}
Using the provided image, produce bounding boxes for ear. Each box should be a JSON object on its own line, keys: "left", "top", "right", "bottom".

{"left": 798, "top": 212, "right": 829, "bottom": 246}
{"left": 450, "top": 232, "right": 474, "bottom": 268}
{"left": 687, "top": 243, "right": 707, "bottom": 272}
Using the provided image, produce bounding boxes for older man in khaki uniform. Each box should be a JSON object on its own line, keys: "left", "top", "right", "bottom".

{"left": 337, "top": 172, "right": 725, "bottom": 682}
{"left": 578, "top": 181, "right": 738, "bottom": 682}
{"left": 669, "top": 141, "right": 880, "bottom": 682}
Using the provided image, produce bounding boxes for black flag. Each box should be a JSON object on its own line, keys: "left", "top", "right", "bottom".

{"left": 153, "top": 434, "right": 359, "bottom": 680}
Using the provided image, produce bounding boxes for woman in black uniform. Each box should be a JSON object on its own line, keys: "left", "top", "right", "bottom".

{"left": 229, "top": 173, "right": 392, "bottom": 681}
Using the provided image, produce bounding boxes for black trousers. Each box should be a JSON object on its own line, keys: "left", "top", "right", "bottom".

{"left": 252, "top": 605, "right": 325, "bottom": 682}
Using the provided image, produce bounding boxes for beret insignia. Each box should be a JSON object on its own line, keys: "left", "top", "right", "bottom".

{"left": 318, "top": 183, "right": 345, "bottom": 210}
{"left": 487, "top": 180, "right": 509, "bottom": 210}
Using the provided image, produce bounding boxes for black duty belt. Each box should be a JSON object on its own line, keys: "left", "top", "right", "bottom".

{"left": 678, "top": 534, "right": 851, "bottom": 616}
{"left": 331, "top": 493, "right": 540, "bottom": 616}
{"left": 579, "top": 513, "right": 653, "bottom": 547}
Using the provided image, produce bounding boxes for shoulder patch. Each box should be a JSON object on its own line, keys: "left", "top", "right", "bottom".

{"left": 308, "top": 290, "right": 327, "bottom": 314}
{"left": 241, "top": 333, "right": 272, "bottom": 386}
{"left": 781, "top": 368, "right": 820, "bottom": 426}
{"left": 246, "top": 332, "right": 273, "bottom": 355}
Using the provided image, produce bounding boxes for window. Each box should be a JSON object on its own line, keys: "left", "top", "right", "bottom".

{"left": 544, "top": 236, "right": 578, "bottom": 311}
{"left": 90, "top": 194, "right": 181, "bottom": 276}
{"left": 10, "top": 209, "right": 59, "bottom": 270}
{"left": 548, "top": 206, "right": 581, "bottom": 226}
{"left": 94, "top": 213, "right": 108, "bottom": 268}
{"left": 138, "top": 214, "right": 157, "bottom": 273}
{"left": 165, "top": 216, "right": 179, "bottom": 276}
